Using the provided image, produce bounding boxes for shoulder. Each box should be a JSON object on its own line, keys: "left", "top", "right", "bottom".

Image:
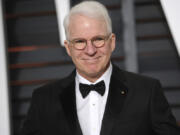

{"left": 32, "top": 70, "right": 75, "bottom": 97}
{"left": 112, "top": 64, "right": 160, "bottom": 88}
{"left": 124, "top": 70, "right": 159, "bottom": 84}
{"left": 112, "top": 65, "right": 163, "bottom": 102}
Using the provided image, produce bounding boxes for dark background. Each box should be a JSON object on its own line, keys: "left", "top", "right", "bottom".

{"left": 3, "top": 0, "right": 180, "bottom": 134}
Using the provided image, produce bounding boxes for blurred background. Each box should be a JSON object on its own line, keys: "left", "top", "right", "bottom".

{"left": 2, "top": 0, "right": 180, "bottom": 135}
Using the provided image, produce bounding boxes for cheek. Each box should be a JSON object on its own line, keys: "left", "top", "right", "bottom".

{"left": 70, "top": 51, "right": 83, "bottom": 63}
{"left": 100, "top": 45, "right": 113, "bottom": 56}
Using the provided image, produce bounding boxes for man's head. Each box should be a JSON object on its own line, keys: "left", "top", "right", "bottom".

{"left": 63, "top": 1, "right": 116, "bottom": 82}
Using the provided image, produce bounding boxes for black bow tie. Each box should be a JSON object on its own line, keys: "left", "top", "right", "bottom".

{"left": 79, "top": 80, "right": 105, "bottom": 98}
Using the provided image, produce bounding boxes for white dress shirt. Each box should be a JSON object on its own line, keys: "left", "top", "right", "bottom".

{"left": 75, "top": 63, "right": 112, "bottom": 135}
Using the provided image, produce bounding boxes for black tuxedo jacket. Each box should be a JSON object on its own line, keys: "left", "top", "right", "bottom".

{"left": 21, "top": 65, "right": 180, "bottom": 135}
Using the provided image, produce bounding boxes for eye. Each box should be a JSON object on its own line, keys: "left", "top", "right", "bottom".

{"left": 74, "top": 39, "right": 85, "bottom": 44}
{"left": 94, "top": 37, "right": 104, "bottom": 41}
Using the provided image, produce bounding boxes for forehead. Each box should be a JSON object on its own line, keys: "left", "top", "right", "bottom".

{"left": 68, "top": 14, "right": 108, "bottom": 39}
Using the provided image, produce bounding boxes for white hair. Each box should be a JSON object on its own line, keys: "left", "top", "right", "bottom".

{"left": 63, "top": 1, "right": 112, "bottom": 39}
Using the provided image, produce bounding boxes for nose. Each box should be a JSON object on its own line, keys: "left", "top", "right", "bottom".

{"left": 84, "top": 40, "right": 97, "bottom": 56}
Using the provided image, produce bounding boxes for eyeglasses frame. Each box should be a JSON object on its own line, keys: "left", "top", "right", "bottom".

{"left": 67, "top": 33, "right": 112, "bottom": 50}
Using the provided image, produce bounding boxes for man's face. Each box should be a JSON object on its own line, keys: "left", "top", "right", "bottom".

{"left": 64, "top": 14, "right": 115, "bottom": 82}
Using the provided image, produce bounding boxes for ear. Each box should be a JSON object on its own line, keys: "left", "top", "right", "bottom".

{"left": 110, "top": 33, "right": 116, "bottom": 52}
{"left": 64, "top": 40, "right": 72, "bottom": 57}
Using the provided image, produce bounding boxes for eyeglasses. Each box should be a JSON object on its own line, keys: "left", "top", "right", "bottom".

{"left": 68, "top": 34, "right": 111, "bottom": 50}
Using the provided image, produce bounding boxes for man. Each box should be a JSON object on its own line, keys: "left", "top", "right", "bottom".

{"left": 21, "top": 1, "right": 180, "bottom": 135}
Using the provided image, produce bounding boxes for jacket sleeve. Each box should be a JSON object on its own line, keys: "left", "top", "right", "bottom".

{"left": 150, "top": 80, "right": 180, "bottom": 135}
{"left": 20, "top": 90, "right": 41, "bottom": 135}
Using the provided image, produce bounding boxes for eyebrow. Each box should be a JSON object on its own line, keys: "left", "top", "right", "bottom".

{"left": 70, "top": 35, "right": 107, "bottom": 41}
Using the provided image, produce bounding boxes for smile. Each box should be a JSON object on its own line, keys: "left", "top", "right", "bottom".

{"left": 83, "top": 56, "right": 101, "bottom": 60}
{"left": 82, "top": 57, "right": 101, "bottom": 63}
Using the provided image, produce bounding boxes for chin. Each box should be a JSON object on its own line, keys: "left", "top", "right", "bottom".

{"left": 86, "top": 67, "right": 105, "bottom": 77}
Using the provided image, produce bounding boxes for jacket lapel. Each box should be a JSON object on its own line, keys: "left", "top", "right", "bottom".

{"left": 100, "top": 65, "right": 128, "bottom": 135}
{"left": 59, "top": 71, "right": 83, "bottom": 135}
